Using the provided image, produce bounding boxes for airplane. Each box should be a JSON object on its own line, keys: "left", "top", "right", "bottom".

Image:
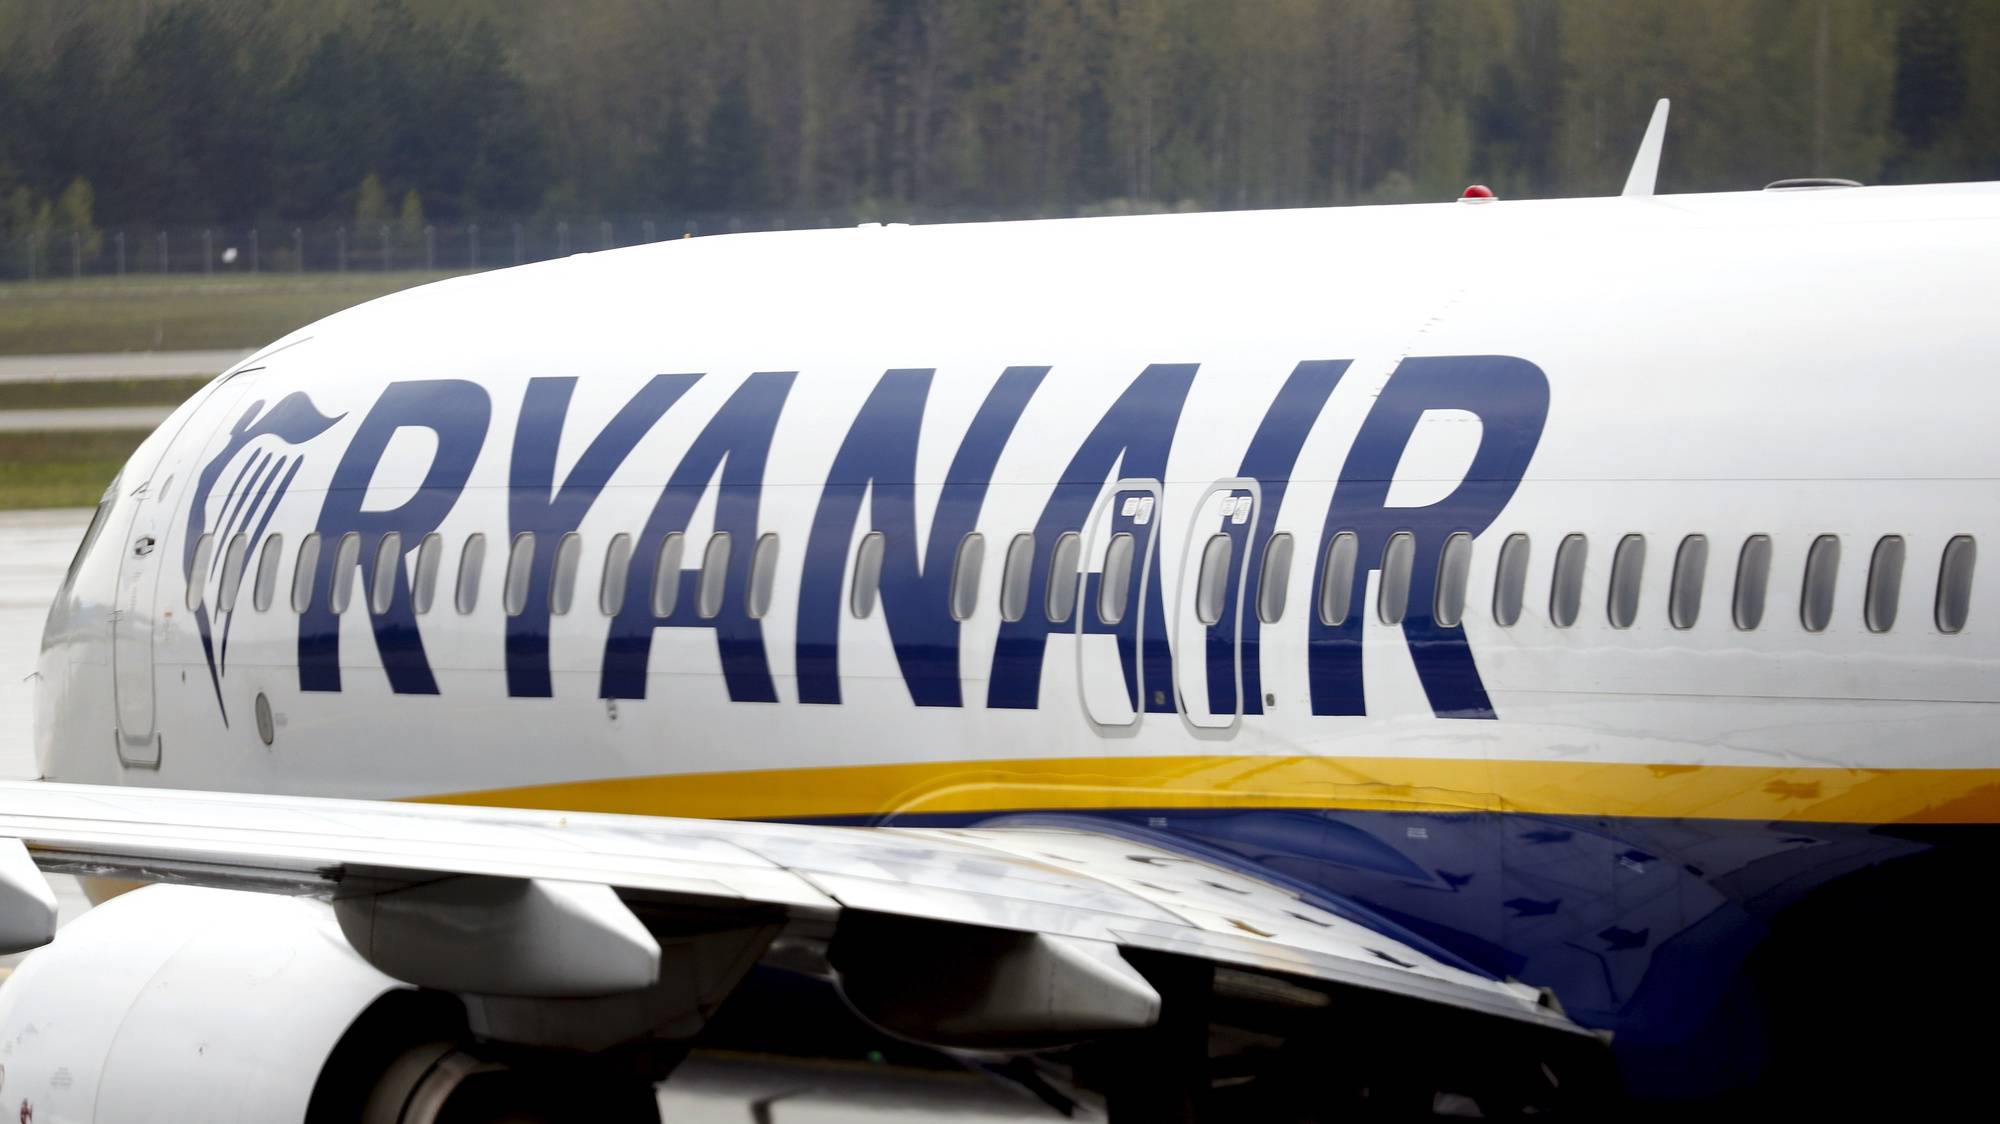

{"left": 0, "top": 102, "right": 1996, "bottom": 1120}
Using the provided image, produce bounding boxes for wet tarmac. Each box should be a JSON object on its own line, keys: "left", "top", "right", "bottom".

{"left": 0, "top": 405, "right": 176, "bottom": 431}
{"left": 0, "top": 507, "right": 1065, "bottom": 1121}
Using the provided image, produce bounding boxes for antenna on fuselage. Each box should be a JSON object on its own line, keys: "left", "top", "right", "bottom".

{"left": 1621, "top": 98, "right": 1671, "bottom": 198}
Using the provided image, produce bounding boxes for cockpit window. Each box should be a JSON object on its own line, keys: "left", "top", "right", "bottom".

{"left": 58, "top": 473, "right": 119, "bottom": 597}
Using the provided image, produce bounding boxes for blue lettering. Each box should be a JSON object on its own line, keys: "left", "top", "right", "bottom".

{"left": 1222, "top": 359, "right": 1352, "bottom": 715}
{"left": 988, "top": 363, "right": 1196, "bottom": 711}
{"left": 1307, "top": 355, "right": 1549, "bottom": 719}
{"left": 600, "top": 372, "right": 795, "bottom": 702}
{"left": 505, "top": 374, "right": 701, "bottom": 697}
{"left": 300, "top": 379, "right": 491, "bottom": 695}
{"left": 796, "top": 366, "right": 1046, "bottom": 707}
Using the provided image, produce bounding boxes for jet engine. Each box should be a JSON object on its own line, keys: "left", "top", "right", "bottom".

{"left": 0, "top": 886, "right": 663, "bottom": 1123}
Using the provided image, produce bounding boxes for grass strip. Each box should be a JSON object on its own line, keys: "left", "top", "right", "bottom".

{"left": 0, "top": 429, "right": 145, "bottom": 510}
{"left": 0, "top": 376, "right": 208, "bottom": 410}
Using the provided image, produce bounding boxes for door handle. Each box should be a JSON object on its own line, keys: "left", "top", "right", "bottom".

{"left": 132, "top": 536, "right": 156, "bottom": 557}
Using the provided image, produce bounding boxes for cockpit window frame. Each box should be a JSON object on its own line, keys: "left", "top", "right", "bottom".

{"left": 58, "top": 473, "right": 120, "bottom": 598}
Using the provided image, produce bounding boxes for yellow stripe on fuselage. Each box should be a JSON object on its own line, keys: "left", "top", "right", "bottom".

{"left": 419, "top": 754, "right": 2000, "bottom": 825}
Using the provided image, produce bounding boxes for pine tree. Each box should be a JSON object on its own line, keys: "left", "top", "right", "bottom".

{"left": 398, "top": 189, "right": 426, "bottom": 253}
{"left": 356, "top": 173, "right": 389, "bottom": 227}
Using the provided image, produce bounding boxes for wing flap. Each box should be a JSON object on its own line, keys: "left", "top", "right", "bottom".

{"left": 0, "top": 780, "right": 1581, "bottom": 1035}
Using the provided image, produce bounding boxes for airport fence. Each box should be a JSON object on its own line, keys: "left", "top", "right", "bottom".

{"left": 0, "top": 204, "right": 1085, "bottom": 283}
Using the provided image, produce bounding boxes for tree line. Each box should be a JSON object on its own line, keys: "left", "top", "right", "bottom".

{"left": 0, "top": 0, "right": 1995, "bottom": 251}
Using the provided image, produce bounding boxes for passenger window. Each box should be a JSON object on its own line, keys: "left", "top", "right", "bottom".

{"left": 698, "top": 532, "right": 731, "bottom": 619}
{"left": 851, "top": 532, "right": 886, "bottom": 619}
{"left": 1377, "top": 532, "right": 1415, "bottom": 625}
{"left": 329, "top": 532, "right": 362, "bottom": 614}
{"left": 1099, "top": 533, "right": 1136, "bottom": 624}
{"left": 503, "top": 532, "right": 535, "bottom": 618}
{"left": 1318, "top": 531, "right": 1358, "bottom": 626}
{"left": 1937, "top": 535, "right": 1976, "bottom": 633}
{"left": 950, "top": 533, "right": 984, "bottom": 621}
{"left": 1194, "top": 534, "right": 1232, "bottom": 626}
{"left": 252, "top": 533, "right": 284, "bottom": 612}
{"left": 370, "top": 531, "right": 401, "bottom": 615}
{"left": 748, "top": 533, "right": 779, "bottom": 619}
{"left": 1864, "top": 535, "right": 1905, "bottom": 633}
{"left": 1800, "top": 535, "right": 1840, "bottom": 632}
{"left": 550, "top": 532, "right": 582, "bottom": 616}
{"left": 1046, "top": 532, "right": 1082, "bottom": 622}
{"left": 1549, "top": 534, "right": 1587, "bottom": 628}
{"left": 1434, "top": 532, "right": 1473, "bottom": 628}
{"left": 999, "top": 533, "right": 1034, "bottom": 622}
{"left": 292, "top": 532, "right": 321, "bottom": 612}
{"left": 1733, "top": 535, "right": 1772, "bottom": 629}
{"left": 217, "top": 534, "right": 249, "bottom": 612}
{"left": 455, "top": 533, "right": 486, "bottom": 615}
{"left": 1492, "top": 533, "right": 1530, "bottom": 626}
{"left": 1607, "top": 534, "right": 1645, "bottom": 629}
{"left": 1258, "top": 533, "right": 1294, "bottom": 624}
{"left": 412, "top": 533, "right": 442, "bottom": 614}
{"left": 1669, "top": 535, "right": 1707, "bottom": 629}
{"left": 601, "top": 533, "right": 633, "bottom": 616}
{"left": 186, "top": 533, "right": 214, "bottom": 610}
{"left": 651, "top": 533, "right": 685, "bottom": 616}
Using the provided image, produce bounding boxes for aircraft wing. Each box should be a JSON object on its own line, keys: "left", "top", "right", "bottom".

{"left": 0, "top": 779, "right": 1582, "bottom": 1044}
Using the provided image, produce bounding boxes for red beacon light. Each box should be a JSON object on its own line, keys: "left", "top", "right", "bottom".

{"left": 1460, "top": 184, "right": 1496, "bottom": 202}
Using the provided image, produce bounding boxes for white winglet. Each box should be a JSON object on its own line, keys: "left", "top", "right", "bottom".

{"left": 1622, "top": 98, "right": 1671, "bottom": 197}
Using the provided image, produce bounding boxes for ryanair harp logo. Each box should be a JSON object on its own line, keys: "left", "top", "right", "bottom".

{"left": 184, "top": 392, "right": 343, "bottom": 724}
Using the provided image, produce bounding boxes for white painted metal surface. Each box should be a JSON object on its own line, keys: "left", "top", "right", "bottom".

{"left": 0, "top": 837, "right": 55, "bottom": 952}
{"left": 0, "top": 885, "right": 398, "bottom": 1124}
{"left": 2, "top": 184, "right": 1998, "bottom": 1105}
{"left": 1622, "top": 99, "right": 1671, "bottom": 197}
{"left": 18, "top": 184, "right": 1999, "bottom": 806}
{"left": 0, "top": 508, "right": 1045, "bottom": 1124}
{"left": 334, "top": 877, "right": 663, "bottom": 998}
{"left": 0, "top": 779, "right": 1571, "bottom": 1033}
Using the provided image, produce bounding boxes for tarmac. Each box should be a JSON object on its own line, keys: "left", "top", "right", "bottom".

{"left": 0, "top": 405, "right": 176, "bottom": 431}
{"left": 0, "top": 349, "right": 248, "bottom": 383}
{"left": 0, "top": 349, "right": 223, "bottom": 431}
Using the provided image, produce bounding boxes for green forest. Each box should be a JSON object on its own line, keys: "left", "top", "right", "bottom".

{"left": 1, "top": 0, "right": 1996, "bottom": 240}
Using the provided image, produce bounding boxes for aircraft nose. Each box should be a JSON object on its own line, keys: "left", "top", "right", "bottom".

{"left": 34, "top": 474, "right": 125, "bottom": 780}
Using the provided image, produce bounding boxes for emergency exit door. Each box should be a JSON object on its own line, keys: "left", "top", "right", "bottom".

{"left": 1174, "top": 482, "right": 1257, "bottom": 730}
{"left": 1076, "top": 480, "right": 1162, "bottom": 728}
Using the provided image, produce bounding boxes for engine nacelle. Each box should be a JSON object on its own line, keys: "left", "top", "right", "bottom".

{"left": 0, "top": 885, "right": 400, "bottom": 1122}
{"left": 0, "top": 885, "right": 678, "bottom": 1123}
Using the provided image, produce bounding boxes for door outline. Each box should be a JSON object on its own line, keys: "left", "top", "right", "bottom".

{"left": 1075, "top": 477, "right": 1164, "bottom": 732}
{"left": 113, "top": 478, "right": 168, "bottom": 767}
{"left": 111, "top": 367, "right": 263, "bottom": 768}
{"left": 1172, "top": 478, "right": 1261, "bottom": 734}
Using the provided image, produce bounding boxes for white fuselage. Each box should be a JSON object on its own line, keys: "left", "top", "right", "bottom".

{"left": 31, "top": 183, "right": 2000, "bottom": 1056}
